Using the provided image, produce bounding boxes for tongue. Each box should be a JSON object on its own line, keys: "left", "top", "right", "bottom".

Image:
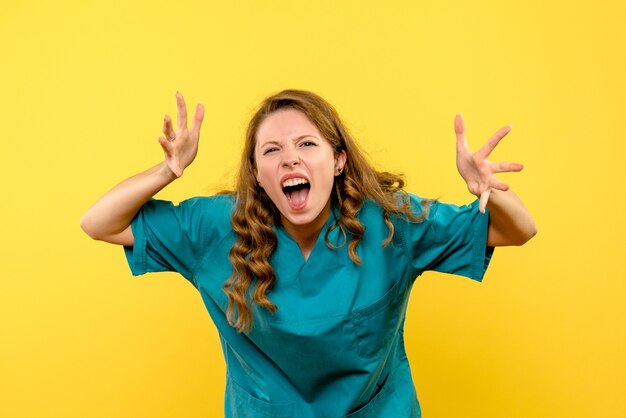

{"left": 289, "top": 187, "right": 309, "bottom": 207}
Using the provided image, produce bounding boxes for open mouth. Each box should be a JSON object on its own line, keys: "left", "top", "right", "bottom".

{"left": 282, "top": 178, "right": 310, "bottom": 209}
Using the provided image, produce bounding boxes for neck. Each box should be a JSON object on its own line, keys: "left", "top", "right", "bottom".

{"left": 281, "top": 201, "right": 331, "bottom": 261}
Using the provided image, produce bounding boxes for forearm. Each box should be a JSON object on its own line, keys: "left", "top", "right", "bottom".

{"left": 80, "top": 161, "right": 177, "bottom": 240}
{"left": 486, "top": 188, "right": 538, "bottom": 246}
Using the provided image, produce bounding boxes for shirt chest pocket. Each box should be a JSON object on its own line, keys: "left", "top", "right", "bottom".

{"left": 348, "top": 278, "right": 410, "bottom": 359}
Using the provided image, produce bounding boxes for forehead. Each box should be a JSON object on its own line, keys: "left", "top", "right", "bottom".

{"left": 255, "top": 108, "right": 321, "bottom": 146}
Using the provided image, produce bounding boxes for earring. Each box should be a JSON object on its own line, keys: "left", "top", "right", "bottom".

{"left": 337, "top": 167, "right": 343, "bottom": 175}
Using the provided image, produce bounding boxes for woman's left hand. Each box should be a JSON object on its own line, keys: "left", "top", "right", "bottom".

{"left": 454, "top": 114, "right": 523, "bottom": 213}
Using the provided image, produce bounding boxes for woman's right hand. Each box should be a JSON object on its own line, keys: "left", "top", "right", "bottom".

{"left": 158, "top": 91, "right": 205, "bottom": 178}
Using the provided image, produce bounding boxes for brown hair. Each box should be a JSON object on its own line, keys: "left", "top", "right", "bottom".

{"left": 222, "top": 89, "right": 430, "bottom": 333}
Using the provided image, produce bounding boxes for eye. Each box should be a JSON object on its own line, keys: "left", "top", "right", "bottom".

{"left": 300, "top": 141, "right": 316, "bottom": 147}
{"left": 263, "top": 147, "right": 279, "bottom": 155}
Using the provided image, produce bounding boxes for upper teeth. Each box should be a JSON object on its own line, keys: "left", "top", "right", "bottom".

{"left": 282, "top": 178, "right": 308, "bottom": 188}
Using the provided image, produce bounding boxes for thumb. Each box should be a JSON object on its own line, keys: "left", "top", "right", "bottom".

{"left": 479, "top": 189, "right": 491, "bottom": 214}
{"left": 158, "top": 137, "right": 182, "bottom": 177}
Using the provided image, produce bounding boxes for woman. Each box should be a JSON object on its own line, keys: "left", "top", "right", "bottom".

{"left": 80, "top": 90, "right": 537, "bottom": 417}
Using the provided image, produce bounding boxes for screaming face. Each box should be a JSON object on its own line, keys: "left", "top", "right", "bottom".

{"left": 254, "top": 108, "right": 346, "bottom": 236}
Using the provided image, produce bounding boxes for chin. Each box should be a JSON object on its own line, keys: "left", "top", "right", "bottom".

{"left": 278, "top": 200, "right": 330, "bottom": 230}
{"left": 281, "top": 210, "right": 320, "bottom": 226}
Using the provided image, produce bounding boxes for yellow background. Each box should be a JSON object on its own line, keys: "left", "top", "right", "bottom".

{"left": 1, "top": 1, "right": 624, "bottom": 417}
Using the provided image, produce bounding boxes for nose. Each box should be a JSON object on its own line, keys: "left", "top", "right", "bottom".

{"left": 282, "top": 148, "right": 300, "bottom": 167}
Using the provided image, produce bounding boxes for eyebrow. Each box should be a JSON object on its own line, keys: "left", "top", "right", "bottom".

{"left": 260, "top": 135, "right": 319, "bottom": 147}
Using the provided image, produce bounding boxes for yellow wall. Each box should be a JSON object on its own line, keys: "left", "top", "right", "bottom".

{"left": 1, "top": 1, "right": 624, "bottom": 417}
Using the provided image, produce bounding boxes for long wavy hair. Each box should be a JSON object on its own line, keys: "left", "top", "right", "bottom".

{"left": 222, "top": 89, "right": 430, "bottom": 333}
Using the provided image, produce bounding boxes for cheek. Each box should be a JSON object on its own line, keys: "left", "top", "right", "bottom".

{"left": 314, "top": 159, "right": 338, "bottom": 188}
{"left": 256, "top": 164, "right": 277, "bottom": 191}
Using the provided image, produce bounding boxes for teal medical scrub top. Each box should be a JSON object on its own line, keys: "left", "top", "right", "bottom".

{"left": 124, "top": 193, "right": 494, "bottom": 417}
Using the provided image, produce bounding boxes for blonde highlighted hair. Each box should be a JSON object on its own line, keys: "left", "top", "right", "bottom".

{"left": 222, "top": 89, "right": 429, "bottom": 333}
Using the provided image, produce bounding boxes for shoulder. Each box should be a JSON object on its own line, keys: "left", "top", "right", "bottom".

{"left": 354, "top": 193, "right": 432, "bottom": 243}
{"left": 178, "top": 194, "right": 235, "bottom": 214}
{"left": 359, "top": 192, "right": 432, "bottom": 220}
{"left": 144, "top": 194, "right": 235, "bottom": 217}
{"left": 179, "top": 194, "right": 235, "bottom": 230}
{"left": 141, "top": 194, "right": 235, "bottom": 236}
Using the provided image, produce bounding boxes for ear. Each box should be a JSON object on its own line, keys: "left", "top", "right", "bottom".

{"left": 334, "top": 150, "right": 347, "bottom": 176}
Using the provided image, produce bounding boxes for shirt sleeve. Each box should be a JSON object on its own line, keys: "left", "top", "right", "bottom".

{"left": 123, "top": 196, "right": 232, "bottom": 286}
{"left": 401, "top": 194, "right": 495, "bottom": 282}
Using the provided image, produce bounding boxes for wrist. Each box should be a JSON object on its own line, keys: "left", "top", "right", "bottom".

{"left": 156, "top": 161, "right": 179, "bottom": 183}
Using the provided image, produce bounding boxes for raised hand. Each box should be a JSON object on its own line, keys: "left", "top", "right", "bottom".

{"left": 454, "top": 114, "right": 523, "bottom": 213}
{"left": 158, "top": 92, "right": 205, "bottom": 178}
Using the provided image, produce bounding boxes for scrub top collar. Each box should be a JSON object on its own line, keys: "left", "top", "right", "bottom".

{"left": 273, "top": 203, "right": 342, "bottom": 263}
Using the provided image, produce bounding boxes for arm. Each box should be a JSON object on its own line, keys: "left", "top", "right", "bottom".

{"left": 454, "top": 114, "right": 538, "bottom": 247}
{"left": 485, "top": 188, "right": 537, "bottom": 246}
{"left": 80, "top": 92, "right": 204, "bottom": 246}
{"left": 79, "top": 162, "right": 177, "bottom": 245}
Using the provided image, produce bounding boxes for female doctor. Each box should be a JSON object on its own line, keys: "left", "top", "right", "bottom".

{"left": 80, "top": 90, "right": 537, "bottom": 417}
